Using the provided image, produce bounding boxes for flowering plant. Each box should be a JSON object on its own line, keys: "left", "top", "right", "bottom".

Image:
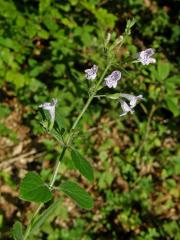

{"left": 12, "top": 19, "right": 156, "bottom": 240}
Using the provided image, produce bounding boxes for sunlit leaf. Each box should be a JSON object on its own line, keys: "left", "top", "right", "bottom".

{"left": 165, "top": 97, "right": 179, "bottom": 116}
{"left": 60, "top": 181, "right": 93, "bottom": 209}
{"left": 71, "top": 149, "right": 94, "bottom": 182}
{"left": 19, "top": 172, "right": 52, "bottom": 203}
{"left": 158, "top": 61, "right": 170, "bottom": 81}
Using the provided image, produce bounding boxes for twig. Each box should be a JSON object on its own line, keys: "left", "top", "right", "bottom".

{"left": 0, "top": 150, "right": 44, "bottom": 169}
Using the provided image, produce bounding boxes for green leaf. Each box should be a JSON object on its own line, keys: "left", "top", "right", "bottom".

{"left": 165, "top": 75, "right": 180, "bottom": 84}
{"left": 39, "top": 0, "right": 51, "bottom": 14}
{"left": 158, "top": 61, "right": 170, "bottom": 81}
{"left": 39, "top": 108, "right": 51, "bottom": 123}
{"left": 38, "top": 29, "right": 49, "bottom": 39}
{"left": 12, "top": 221, "right": 24, "bottom": 240}
{"left": 107, "top": 93, "right": 121, "bottom": 99}
{"left": 55, "top": 108, "right": 66, "bottom": 129}
{"left": 165, "top": 97, "right": 179, "bottom": 117}
{"left": 71, "top": 149, "right": 94, "bottom": 182}
{"left": 51, "top": 128, "right": 63, "bottom": 142}
{"left": 19, "top": 172, "right": 52, "bottom": 203}
{"left": 60, "top": 181, "right": 93, "bottom": 209}
{"left": 6, "top": 71, "right": 27, "bottom": 89}
{"left": 30, "top": 200, "right": 60, "bottom": 235}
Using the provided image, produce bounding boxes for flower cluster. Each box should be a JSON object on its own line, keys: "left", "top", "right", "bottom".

{"left": 39, "top": 48, "right": 155, "bottom": 122}
{"left": 84, "top": 48, "right": 155, "bottom": 116}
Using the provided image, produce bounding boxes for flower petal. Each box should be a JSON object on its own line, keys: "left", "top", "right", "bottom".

{"left": 119, "top": 99, "right": 134, "bottom": 116}
{"left": 121, "top": 94, "right": 144, "bottom": 108}
{"left": 85, "top": 65, "right": 98, "bottom": 80}
{"left": 39, "top": 98, "right": 58, "bottom": 122}
{"left": 105, "top": 70, "right": 121, "bottom": 88}
{"left": 137, "top": 48, "right": 156, "bottom": 65}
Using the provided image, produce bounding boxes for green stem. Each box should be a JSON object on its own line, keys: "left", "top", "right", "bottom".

{"left": 49, "top": 146, "right": 66, "bottom": 189}
{"left": 70, "top": 64, "right": 110, "bottom": 134}
{"left": 23, "top": 148, "right": 66, "bottom": 240}
{"left": 23, "top": 63, "right": 111, "bottom": 240}
{"left": 136, "top": 104, "right": 156, "bottom": 161}
{"left": 23, "top": 204, "right": 43, "bottom": 240}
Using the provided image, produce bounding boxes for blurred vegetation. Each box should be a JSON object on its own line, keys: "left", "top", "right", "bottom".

{"left": 0, "top": 0, "right": 179, "bottom": 239}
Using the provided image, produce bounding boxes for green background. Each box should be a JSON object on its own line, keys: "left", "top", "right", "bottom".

{"left": 0, "top": 0, "right": 179, "bottom": 239}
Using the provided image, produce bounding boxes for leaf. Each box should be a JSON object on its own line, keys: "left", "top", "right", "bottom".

{"left": 19, "top": 172, "right": 52, "bottom": 203}
{"left": 165, "top": 97, "right": 179, "bottom": 117}
{"left": 165, "top": 75, "right": 180, "bottom": 84}
{"left": 71, "top": 149, "right": 94, "bottom": 182}
{"left": 55, "top": 108, "right": 66, "bottom": 129}
{"left": 12, "top": 221, "right": 24, "bottom": 240}
{"left": 51, "top": 128, "right": 63, "bottom": 142}
{"left": 39, "top": 108, "right": 51, "bottom": 123}
{"left": 6, "top": 71, "right": 27, "bottom": 89}
{"left": 158, "top": 61, "right": 170, "bottom": 81}
{"left": 38, "top": 29, "right": 49, "bottom": 39}
{"left": 30, "top": 200, "right": 60, "bottom": 235}
{"left": 39, "top": 0, "right": 51, "bottom": 14}
{"left": 107, "top": 93, "right": 121, "bottom": 99}
{"left": 60, "top": 181, "right": 93, "bottom": 209}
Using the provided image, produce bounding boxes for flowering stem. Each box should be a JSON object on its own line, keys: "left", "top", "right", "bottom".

{"left": 70, "top": 64, "right": 111, "bottom": 133}
{"left": 23, "top": 63, "right": 111, "bottom": 240}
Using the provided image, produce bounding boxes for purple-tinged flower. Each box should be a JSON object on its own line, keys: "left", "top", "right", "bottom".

{"left": 137, "top": 48, "right": 156, "bottom": 65}
{"left": 119, "top": 99, "right": 134, "bottom": 116}
{"left": 121, "top": 94, "right": 144, "bottom": 108}
{"left": 85, "top": 65, "right": 98, "bottom": 80}
{"left": 119, "top": 94, "right": 144, "bottom": 117}
{"left": 105, "top": 70, "right": 121, "bottom": 88}
{"left": 39, "top": 98, "right": 58, "bottom": 123}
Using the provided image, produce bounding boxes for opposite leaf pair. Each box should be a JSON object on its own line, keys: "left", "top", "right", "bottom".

{"left": 19, "top": 149, "right": 94, "bottom": 209}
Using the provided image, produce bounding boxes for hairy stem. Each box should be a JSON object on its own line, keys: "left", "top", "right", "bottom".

{"left": 23, "top": 63, "right": 111, "bottom": 240}
{"left": 49, "top": 146, "right": 66, "bottom": 189}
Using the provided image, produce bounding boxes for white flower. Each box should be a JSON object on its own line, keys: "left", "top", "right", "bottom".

{"left": 85, "top": 65, "right": 98, "bottom": 80}
{"left": 105, "top": 70, "right": 121, "bottom": 88}
{"left": 121, "top": 94, "right": 144, "bottom": 108}
{"left": 119, "top": 99, "right": 134, "bottom": 116}
{"left": 137, "top": 48, "right": 156, "bottom": 65}
{"left": 119, "top": 94, "right": 144, "bottom": 117}
{"left": 39, "top": 98, "right": 58, "bottom": 123}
